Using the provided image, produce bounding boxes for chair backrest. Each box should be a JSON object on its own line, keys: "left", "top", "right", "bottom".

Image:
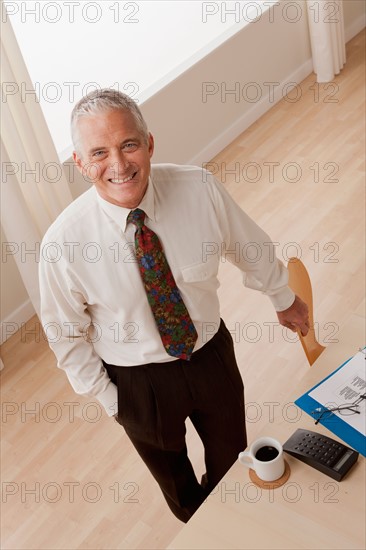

{"left": 287, "top": 257, "right": 325, "bottom": 366}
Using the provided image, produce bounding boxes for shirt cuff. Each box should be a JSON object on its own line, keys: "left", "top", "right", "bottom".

{"left": 268, "top": 286, "right": 296, "bottom": 312}
{"left": 96, "top": 382, "right": 118, "bottom": 417}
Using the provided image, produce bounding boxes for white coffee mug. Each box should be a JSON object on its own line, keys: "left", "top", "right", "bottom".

{"left": 238, "top": 437, "right": 285, "bottom": 482}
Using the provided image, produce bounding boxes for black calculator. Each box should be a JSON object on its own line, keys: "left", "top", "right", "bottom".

{"left": 283, "top": 428, "right": 359, "bottom": 481}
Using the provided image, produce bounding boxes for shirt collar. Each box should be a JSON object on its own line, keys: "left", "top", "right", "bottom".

{"left": 94, "top": 176, "right": 156, "bottom": 231}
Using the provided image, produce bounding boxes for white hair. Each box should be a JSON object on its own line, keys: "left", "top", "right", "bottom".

{"left": 71, "top": 88, "right": 149, "bottom": 154}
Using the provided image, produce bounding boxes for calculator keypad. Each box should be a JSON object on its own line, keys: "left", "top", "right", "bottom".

{"left": 293, "top": 433, "right": 344, "bottom": 466}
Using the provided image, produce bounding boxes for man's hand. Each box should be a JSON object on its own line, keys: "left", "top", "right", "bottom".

{"left": 276, "top": 295, "right": 310, "bottom": 336}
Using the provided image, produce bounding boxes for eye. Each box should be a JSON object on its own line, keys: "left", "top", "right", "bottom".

{"left": 92, "top": 150, "right": 106, "bottom": 158}
{"left": 123, "top": 142, "right": 138, "bottom": 151}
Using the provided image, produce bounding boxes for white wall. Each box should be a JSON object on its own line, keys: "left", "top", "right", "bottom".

{"left": 5, "top": 0, "right": 258, "bottom": 159}
{"left": 0, "top": 226, "right": 34, "bottom": 344}
{"left": 142, "top": 1, "right": 312, "bottom": 165}
{"left": 1, "top": 0, "right": 365, "bottom": 338}
{"left": 344, "top": 0, "right": 366, "bottom": 42}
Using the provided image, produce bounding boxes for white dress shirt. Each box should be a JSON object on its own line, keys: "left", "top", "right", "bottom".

{"left": 39, "top": 164, "right": 295, "bottom": 416}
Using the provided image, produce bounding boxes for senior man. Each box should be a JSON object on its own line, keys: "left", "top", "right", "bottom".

{"left": 39, "top": 88, "right": 309, "bottom": 523}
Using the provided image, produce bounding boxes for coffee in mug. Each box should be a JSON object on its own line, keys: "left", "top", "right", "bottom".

{"left": 255, "top": 445, "right": 279, "bottom": 462}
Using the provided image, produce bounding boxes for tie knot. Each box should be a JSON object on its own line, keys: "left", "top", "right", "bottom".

{"left": 128, "top": 208, "right": 145, "bottom": 229}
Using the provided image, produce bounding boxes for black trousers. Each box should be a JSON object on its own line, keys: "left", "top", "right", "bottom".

{"left": 103, "top": 319, "right": 247, "bottom": 522}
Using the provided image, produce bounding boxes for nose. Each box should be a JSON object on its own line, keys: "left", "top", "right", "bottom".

{"left": 108, "top": 149, "right": 130, "bottom": 176}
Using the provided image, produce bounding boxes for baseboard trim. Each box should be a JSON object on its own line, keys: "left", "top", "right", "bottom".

{"left": 345, "top": 13, "right": 366, "bottom": 44}
{"left": 0, "top": 299, "right": 36, "bottom": 345}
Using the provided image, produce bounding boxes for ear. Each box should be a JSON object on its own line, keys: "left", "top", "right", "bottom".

{"left": 148, "top": 133, "right": 154, "bottom": 158}
{"left": 73, "top": 150, "right": 84, "bottom": 174}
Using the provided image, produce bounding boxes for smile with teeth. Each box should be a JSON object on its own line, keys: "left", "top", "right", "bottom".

{"left": 109, "top": 171, "right": 137, "bottom": 184}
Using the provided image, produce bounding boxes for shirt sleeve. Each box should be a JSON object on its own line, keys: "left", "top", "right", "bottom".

{"left": 208, "top": 172, "right": 295, "bottom": 312}
{"left": 39, "top": 240, "right": 118, "bottom": 417}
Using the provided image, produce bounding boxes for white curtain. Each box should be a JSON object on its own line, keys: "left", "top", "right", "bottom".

{"left": 306, "top": 0, "right": 346, "bottom": 82}
{"left": 1, "top": 14, "right": 73, "bottom": 319}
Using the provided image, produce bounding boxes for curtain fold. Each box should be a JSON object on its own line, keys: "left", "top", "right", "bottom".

{"left": 1, "top": 13, "right": 74, "bottom": 318}
{"left": 306, "top": 0, "right": 346, "bottom": 82}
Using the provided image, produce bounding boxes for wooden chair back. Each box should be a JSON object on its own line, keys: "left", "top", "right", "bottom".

{"left": 287, "top": 257, "right": 325, "bottom": 366}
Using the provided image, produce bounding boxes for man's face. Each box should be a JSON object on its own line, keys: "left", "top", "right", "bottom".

{"left": 73, "top": 109, "right": 154, "bottom": 209}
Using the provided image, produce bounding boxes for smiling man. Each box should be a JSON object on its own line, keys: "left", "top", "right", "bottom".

{"left": 39, "top": 88, "right": 309, "bottom": 523}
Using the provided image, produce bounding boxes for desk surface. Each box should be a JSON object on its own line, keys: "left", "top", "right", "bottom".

{"left": 168, "top": 315, "right": 365, "bottom": 550}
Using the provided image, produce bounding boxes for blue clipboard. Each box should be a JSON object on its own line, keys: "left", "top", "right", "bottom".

{"left": 295, "top": 355, "right": 366, "bottom": 457}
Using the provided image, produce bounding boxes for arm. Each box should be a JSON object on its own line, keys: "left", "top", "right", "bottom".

{"left": 39, "top": 244, "right": 118, "bottom": 417}
{"left": 208, "top": 174, "right": 309, "bottom": 333}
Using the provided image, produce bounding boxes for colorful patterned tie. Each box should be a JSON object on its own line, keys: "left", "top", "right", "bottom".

{"left": 127, "top": 208, "right": 198, "bottom": 360}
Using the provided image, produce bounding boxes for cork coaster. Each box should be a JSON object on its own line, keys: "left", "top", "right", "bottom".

{"left": 249, "top": 460, "right": 291, "bottom": 489}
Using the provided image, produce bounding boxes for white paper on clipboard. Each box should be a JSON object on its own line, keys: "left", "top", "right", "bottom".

{"left": 309, "top": 351, "right": 366, "bottom": 436}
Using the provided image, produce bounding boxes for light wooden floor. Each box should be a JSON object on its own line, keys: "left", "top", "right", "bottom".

{"left": 1, "top": 30, "right": 365, "bottom": 550}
